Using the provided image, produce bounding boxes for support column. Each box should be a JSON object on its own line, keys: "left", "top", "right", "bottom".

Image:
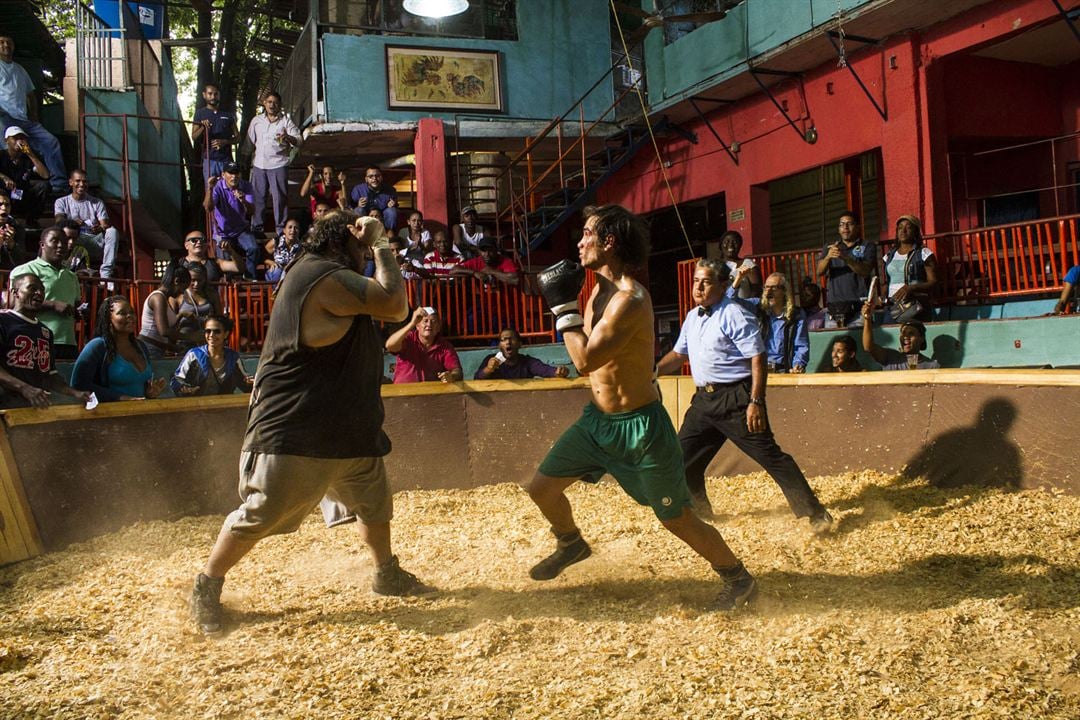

{"left": 414, "top": 118, "right": 449, "bottom": 234}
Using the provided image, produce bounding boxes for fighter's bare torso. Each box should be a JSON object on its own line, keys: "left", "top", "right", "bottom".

{"left": 582, "top": 272, "right": 659, "bottom": 413}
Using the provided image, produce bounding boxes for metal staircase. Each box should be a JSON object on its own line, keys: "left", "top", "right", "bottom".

{"left": 513, "top": 122, "right": 666, "bottom": 252}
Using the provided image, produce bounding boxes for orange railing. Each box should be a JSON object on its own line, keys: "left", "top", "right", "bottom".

{"left": 676, "top": 214, "right": 1080, "bottom": 318}
{"left": 1, "top": 269, "right": 590, "bottom": 358}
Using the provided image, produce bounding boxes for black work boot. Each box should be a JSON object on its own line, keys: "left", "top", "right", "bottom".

{"left": 372, "top": 555, "right": 435, "bottom": 596}
{"left": 710, "top": 561, "right": 757, "bottom": 611}
{"left": 191, "top": 573, "right": 225, "bottom": 635}
{"left": 529, "top": 529, "right": 592, "bottom": 581}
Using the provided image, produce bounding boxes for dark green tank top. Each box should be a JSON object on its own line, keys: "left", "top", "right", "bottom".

{"left": 242, "top": 253, "right": 390, "bottom": 458}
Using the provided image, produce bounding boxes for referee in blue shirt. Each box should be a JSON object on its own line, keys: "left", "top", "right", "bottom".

{"left": 657, "top": 259, "right": 833, "bottom": 532}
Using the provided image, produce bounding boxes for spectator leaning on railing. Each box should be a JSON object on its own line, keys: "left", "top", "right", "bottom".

{"left": 386, "top": 306, "right": 462, "bottom": 383}
{"left": 171, "top": 314, "right": 253, "bottom": 397}
{"left": 827, "top": 335, "right": 863, "bottom": 373}
{"left": 860, "top": 300, "right": 940, "bottom": 370}
{"left": 0, "top": 273, "right": 91, "bottom": 409}
{"left": 474, "top": 327, "right": 569, "bottom": 380}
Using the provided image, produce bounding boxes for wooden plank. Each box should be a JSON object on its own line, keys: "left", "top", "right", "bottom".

{"left": 0, "top": 422, "right": 42, "bottom": 564}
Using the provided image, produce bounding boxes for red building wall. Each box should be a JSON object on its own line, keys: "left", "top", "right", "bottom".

{"left": 594, "top": 0, "right": 1068, "bottom": 252}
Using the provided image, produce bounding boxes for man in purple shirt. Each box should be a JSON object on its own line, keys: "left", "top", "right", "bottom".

{"left": 474, "top": 327, "right": 570, "bottom": 379}
{"left": 203, "top": 162, "right": 263, "bottom": 279}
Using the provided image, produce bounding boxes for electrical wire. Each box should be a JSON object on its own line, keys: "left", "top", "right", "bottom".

{"left": 609, "top": 0, "right": 696, "bottom": 257}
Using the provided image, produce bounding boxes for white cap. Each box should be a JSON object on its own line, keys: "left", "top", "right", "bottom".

{"left": 4, "top": 127, "right": 26, "bottom": 139}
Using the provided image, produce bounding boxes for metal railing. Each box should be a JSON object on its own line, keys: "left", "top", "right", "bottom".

{"left": 75, "top": 2, "right": 130, "bottom": 90}
{"left": 676, "top": 214, "right": 1080, "bottom": 320}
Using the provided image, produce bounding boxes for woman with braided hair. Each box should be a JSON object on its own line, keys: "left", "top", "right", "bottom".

{"left": 70, "top": 295, "right": 167, "bottom": 401}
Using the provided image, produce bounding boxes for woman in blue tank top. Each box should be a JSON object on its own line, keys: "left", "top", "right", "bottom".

{"left": 71, "top": 296, "right": 167, "bottom": 401}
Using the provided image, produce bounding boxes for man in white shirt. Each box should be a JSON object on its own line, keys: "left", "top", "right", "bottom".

{"left": 246, "top": 91, "right": 299, "bottom": 237}
{"left": 53, "top": 169, "right": 119, "bottom": 278}
{"left": 0, "top": 35, "right": 66, "bottom": 192}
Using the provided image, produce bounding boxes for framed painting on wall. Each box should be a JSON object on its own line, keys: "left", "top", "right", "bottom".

{"left": 386, "top": 45, "right": 504, "bottom": 112}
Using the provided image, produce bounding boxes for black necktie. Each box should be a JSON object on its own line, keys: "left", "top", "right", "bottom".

{"left": 698, "top": 306, "right": 712, "bottom": 317}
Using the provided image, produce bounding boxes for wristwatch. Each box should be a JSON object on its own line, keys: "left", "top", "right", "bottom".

{"left": 749, "top": 396, "right": 766, "bottom": 407}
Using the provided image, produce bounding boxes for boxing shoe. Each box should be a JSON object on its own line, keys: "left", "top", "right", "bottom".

{"left": 530, "top": 530, "right": 592, "bottom": 580}
{"left": 710, "top": 561, "right": 757, "bottom": 611}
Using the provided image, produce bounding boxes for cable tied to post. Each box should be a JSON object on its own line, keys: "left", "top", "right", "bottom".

{"left": 609, "top": 0, "right": 695, "bottom": 258}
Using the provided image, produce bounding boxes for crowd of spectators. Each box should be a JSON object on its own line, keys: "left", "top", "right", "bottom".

{"left": 3, "top": 60, "right": 1076, "bottom": 410}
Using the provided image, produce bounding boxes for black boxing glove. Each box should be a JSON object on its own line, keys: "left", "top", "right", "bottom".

{"left": 538, "top": 259, "right": 586, "bottom": 332}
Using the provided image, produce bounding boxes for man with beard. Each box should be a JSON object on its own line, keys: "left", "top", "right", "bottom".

{"left": 190, "top": 211, "right": 432, "bottom": 635}
{"left": 191, "top": 83, "right": 239, "bottom": 180}
{"left": 526, "top": 205, "right": 757, "bottom": 611}
{"left": 0, "top": 273, "right": 90, "bottom": 408}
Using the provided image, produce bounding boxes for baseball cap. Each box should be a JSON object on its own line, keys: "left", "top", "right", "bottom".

{"left": 477, "top": 237, "right": 498, "bottom": 250}
{"left": 4, "top": 127, "right": 26, "bottom": 139}
{"left": 461, "top": 206, "right": 477, "bottom": 216}
{"left": 222, "top": 161, "right": 241, "bottom": 174}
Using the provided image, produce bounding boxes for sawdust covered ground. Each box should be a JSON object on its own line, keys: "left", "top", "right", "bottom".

{"left": 1, "top": 470, "right": 1078, "bottom": 719}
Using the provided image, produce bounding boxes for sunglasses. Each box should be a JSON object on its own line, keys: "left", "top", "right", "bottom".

{"left": 187, "top": 237, "right": 206, "bottom": 244}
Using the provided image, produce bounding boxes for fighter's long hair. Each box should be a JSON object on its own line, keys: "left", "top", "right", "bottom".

{"left": 304, "top": 208, "right": 359, "bottom": 268}
{"left": 582, "top": 204, "right": 650, "bottom": 269}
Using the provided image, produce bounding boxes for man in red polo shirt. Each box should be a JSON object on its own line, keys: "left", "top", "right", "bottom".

{"left": 450, "top": 237, "right": 520, "bottom": 286}
{"left": 385, "top": 306, "right": 462, "bottom": 383}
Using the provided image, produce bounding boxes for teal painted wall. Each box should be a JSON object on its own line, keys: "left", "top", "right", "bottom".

{"left": 322, "top": 0, "right": 612, "bottom": 123}
{"left": 81, "top": 52, "right": 185, "bottom": 243}
{"left": 807, "top": 315, "right": 1080, "bottom": 372}
{"left": 645, "top": 0, "right": 870, "bottom": 109}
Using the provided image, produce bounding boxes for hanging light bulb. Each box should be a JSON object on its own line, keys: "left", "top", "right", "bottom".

{"left": 403, "top": 0, "right": 469, "bottom": 18}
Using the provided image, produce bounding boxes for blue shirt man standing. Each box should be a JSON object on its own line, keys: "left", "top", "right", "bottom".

{"left": 657, "top": 258, "right": 832, "bottom": 531}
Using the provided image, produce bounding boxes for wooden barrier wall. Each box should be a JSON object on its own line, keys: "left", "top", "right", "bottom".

{"left": 1, "top": 370, "right": 1077, "bottom": 565}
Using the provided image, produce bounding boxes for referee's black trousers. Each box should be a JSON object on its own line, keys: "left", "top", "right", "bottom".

{"left": 678, "top": 381, "right": 824, "bottom": 518}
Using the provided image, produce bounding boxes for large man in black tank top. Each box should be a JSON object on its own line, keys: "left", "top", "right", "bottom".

{"left": 191, "top": 211, "right": 433, "bottom": 635}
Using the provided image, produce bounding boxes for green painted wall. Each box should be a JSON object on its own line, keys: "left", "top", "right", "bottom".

{"left": 322, "top": 0, "right": 613, "bottom": 123}
{"left": 81, "top": 54, "right": 185, "bottom": 244}
{"left": 645, "top": 0, "right": 870, "bottom": 110}
{"left": 808, "top": 315, "right": 1080, "bottom": 372}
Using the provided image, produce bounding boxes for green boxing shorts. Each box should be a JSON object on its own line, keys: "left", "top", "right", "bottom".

{"left": 538, "top": 400, "right": 691, "bottom": 520}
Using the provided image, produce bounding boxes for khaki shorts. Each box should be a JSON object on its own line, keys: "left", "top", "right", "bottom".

{"left": 225, "top": 451, "right": 393, "bottom": 540}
